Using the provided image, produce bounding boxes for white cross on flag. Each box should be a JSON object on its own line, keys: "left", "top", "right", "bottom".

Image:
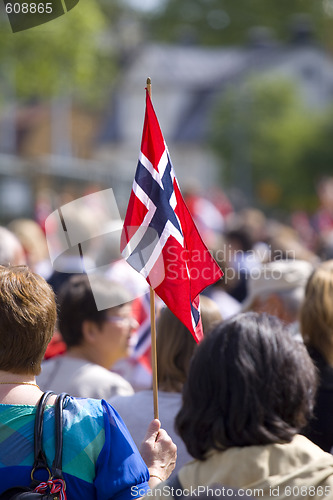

{"left": 120, "top": 89, "right": 222, "bottom": 342}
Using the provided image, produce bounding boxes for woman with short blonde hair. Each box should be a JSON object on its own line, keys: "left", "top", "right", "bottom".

{"left": 300, "top": 260, "right": 333, "bottom": 452}
{"left": 301, "top": 260, "right": 333, "bottom": 364}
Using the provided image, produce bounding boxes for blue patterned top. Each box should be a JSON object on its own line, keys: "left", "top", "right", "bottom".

{"left": 0, "top": 397, "right": 149, "bottom": 499}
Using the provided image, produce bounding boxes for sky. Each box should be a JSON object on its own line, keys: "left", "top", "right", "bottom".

{"left": 124, "top": 0, "right": 165, "bottom": 12}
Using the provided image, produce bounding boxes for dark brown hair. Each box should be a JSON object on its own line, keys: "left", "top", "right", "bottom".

{"left": 0, "top": 265, "right": 56, "bottom": 375}
{"left": 176, "top": 312, "right": 317, "bottom": 460}
{"left": 58, "top": 274, "right": 131, "bottom": 347}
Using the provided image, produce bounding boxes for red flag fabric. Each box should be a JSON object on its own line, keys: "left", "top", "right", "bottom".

{"left": 120, "top": 90, "right": 222, "bottom": 342}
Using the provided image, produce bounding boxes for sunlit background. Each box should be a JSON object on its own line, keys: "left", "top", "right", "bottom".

{"left": 1, "top": 0, "right": 333, "bottom": 237}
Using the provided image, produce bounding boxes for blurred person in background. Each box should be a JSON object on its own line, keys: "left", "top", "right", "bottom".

{"left": 37, "top": 274, "right": 137, "bottom": 399}
{"left": 233, "top": 208, "right": 268, "bottom": 246}
{"left": 45, "top": 203, "right": 97, "bottom": 297}
{"left": 223, "top": 208, "right": 268, "bottom": 303}
{"left": 203, "top": 236, "right": 241, "bottom": 320}
{"left": 266, "top": 220, "right": 319, "bottom": 265}
{"left": 8, "top": 218, "right": 52, "bottom": 278}
{"left": 94, "top": 230, "right": 153, "bottom": 392}
{"left": 183, "top": 183, "right": 225, "bottom": 250}
{"left": 300, "top": 261, "right": 333, "bottom": 453}
{"left": 224, "top": 223, "right": 257, "bottom": 303}
{"left": 0, "top": 226, "right": 26, "bottom": 266}
{"left": 42, "top": 203, "right": 104, "bottom": 359}
{"left": 241, "top": 259, "right": 313, "bottom": 340}
{"left": 1, "top": 221, "right": 66, "bottom": 359}
{"left": 308, "top": 177, "right": 333, "bottom": 258}
{"left": 313, "top": 177, "right": 333, "bottom": 237}
{"left": 149, "top": 313, "right": 333, "bottom": 499}
{"left": 110, "top": 295, "right": 222, "bottom": 475}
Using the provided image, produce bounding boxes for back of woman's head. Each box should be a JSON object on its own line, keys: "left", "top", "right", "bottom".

{"left": 176, "top": 312, "right": 317, "bottom": 460}
{"left": 157, "top": 296, "right": 222, "bottom": 392}
{"left": 0, "top": 265, "right": 56, "bottom": 375}
{"left": 300, "top": 260, "right": 333, "bottom": 364}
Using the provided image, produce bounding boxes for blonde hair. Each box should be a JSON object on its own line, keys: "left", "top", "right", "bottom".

{"left": 156, "top": 296, "right": 222, "bottom": 392}
{"left": 300, "top": 260, "right": 333, "bottom": 365}
{"left": 8, "top": 219, "right": 49, "bottom": 268}
{"left": 0, "top": 227, "right": 26, "bottom": 266}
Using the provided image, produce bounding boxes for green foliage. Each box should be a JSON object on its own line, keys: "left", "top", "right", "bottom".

{"left": 298, "top": 111, "right": 333, "bottom": 209}
{"left": 210, "top": 76, "right": 333, "bottom": 212}
{"left": 147, "top": 0, "right": 333, "bottom": 213}
{"left": 148, "top": 0, "right": 332, "bottom": 48}
{"left": 0, "top": 0, "right": 114, "bottom": 104}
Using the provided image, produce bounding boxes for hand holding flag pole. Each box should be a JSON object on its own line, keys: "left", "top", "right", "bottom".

{"left": 121, "top": 78, "right": 223, "bottom": 420}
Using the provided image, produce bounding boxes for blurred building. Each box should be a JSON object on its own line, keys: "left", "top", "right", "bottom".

{"left": 96, "top": 17, "right": 333, "bottom": 200}
{"left": 0, "top": 100, "right": 128, "bottom": 223}
{"left": 1, "top": 17, "right": 333, "bottom": 222}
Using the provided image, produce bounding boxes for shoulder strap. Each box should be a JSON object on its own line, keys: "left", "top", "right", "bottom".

{"left": 51, "top": 393, "right": 69, "bottom": 480}
{"left": 31, "top": 392, "right": 69, "bottom": 485}
{"left": 31, "top": 391, "right": 55, "bottom": 482}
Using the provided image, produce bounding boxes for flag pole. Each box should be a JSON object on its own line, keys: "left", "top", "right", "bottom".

{"left": 147, "top": 77, "right": 159, "bottom": 420}
{"left": 147, "top": 77, "right": 159, "bottom": 418}
{"left": 150, "top": 287, "right": 159, "bottom": 420}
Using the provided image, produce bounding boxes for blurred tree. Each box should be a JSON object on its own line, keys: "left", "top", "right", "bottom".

{"left": 210, "top": 77, "right": 331, "bottom": 213}
{"left": 0, "top": 0, "right": 116, "bottom": 106}
{"left": 147, "top": 0, "right": 333, "bottom": 49}
{"left": 299, "top": 110, "right": 333, "bottom": 209}
{"left": 99, "top": 0, "right": 146, "bottom": 69}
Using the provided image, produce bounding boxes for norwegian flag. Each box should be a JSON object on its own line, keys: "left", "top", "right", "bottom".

{"left": 120, "top": 90, "right": 222, "bottom": 342}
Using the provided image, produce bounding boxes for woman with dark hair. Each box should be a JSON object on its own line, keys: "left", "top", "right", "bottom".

{"left": 148, "top": 312, "right": 333, "bottom": 499}
{"left": 110, "top": 296, "right": 222, "bottom": 474}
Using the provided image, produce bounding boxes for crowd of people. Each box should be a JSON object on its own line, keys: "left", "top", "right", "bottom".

{"left": 1, "top": 177, "right": 333, "bottom": 499}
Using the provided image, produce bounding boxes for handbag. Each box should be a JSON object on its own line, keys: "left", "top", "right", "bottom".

{"left": 0, "top": 391, "right": 69, "bottom": 500}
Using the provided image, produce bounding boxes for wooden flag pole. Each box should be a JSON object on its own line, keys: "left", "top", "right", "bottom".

{"left": 150, "top": 287, "right": 159, "bottom": 420}
{"left": 146, "top": 76, "right": 152, "bottom": 100}
{"left": 147, "top": 77, "right": 159, "bottom": 420}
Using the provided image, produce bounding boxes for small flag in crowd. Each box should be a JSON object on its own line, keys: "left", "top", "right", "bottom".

{"left": 121, "top": 89, "right": 222, "bottom": 342}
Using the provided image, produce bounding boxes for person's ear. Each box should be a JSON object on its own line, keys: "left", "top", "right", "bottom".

{"left": 82, "top": 320, "right": 99, "bottom": 344}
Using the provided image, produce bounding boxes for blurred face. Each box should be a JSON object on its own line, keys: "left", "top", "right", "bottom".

{"left": 251, "top": 294, "right": 295, "bottom": 324}
{"left": 319, "top": 179, "right": 333, "bottom": 210}
{"left": 98, "top": 303, "right": 138, "bottom": 367}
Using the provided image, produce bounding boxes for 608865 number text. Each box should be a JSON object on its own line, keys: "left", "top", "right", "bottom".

{"left": 5, "top": 3, "right": 52, "bottom": 14}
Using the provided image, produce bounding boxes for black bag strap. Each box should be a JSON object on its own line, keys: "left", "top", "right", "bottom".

{"left": 31, "top": 391, "right": 55, "bottom": 482}
{"left": 31, "top": 392, "right": 69, "bottom": 485}
{"left": 0, "top": 392, "right": 69, "bottom": 500}
{"left": 51, "top": 393, "right": 69, "bottom": 480}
